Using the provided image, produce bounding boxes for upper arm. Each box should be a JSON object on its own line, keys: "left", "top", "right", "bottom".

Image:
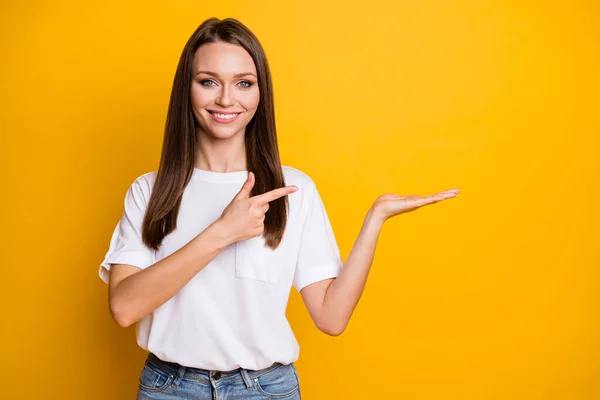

{"left": 299, "top": 278, "right": 335, "bottom": 331}
{"left": 108, "top": 263, "right": 142, "bottom": 294}
{"left": 106, "top": 263, "right": 143, "bottom": 326}
{"left": 98, "top": 174, "right": 156, "bottom": 285}
{"left": 291, "top": 178, "right": 343, "bottom": 335}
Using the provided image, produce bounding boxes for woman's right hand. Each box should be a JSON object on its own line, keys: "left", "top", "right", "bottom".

{"left": 215, "top": 171, "right": 298, "bottom": 245}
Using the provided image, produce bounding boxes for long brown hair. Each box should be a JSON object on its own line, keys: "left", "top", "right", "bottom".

{"left": 142, "top": 17, "right": 288, "bottom": 251}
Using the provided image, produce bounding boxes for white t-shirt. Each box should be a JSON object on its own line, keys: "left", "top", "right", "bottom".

{"left": 99, "top": 166, "right": 343, "bottom": 371}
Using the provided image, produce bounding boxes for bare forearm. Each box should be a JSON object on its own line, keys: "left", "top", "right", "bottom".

{"left": 110, "top": 221, "right": 230, "bottom": 327}
{"left": 321, "top": 208, "right": 385, "bottom": 334}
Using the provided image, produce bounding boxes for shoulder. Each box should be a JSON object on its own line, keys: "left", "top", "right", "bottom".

{"left": 282, "top": 166, "right": 316, "bottom": 190}
{"left": 133, "top": 171, "right": 157, "bottom": 189}
{"left": 281, "top": 166, "right": 320, "bottom": 214}
{"left": 126, "top": 171, "right": 157, "bottom": 204}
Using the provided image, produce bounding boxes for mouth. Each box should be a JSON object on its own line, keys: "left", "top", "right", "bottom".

{"left": 207, "top": 110, "right": 242, "bottom": 124}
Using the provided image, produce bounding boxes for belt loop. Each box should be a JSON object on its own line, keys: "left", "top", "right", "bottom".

{"left": 172, "top": 364, "right": 186, "bottom": 388}
{"left": 239, "top": 368, "right": 254, "bottom": 389}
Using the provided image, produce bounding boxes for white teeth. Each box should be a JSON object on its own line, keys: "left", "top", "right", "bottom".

{"left": 213, "top": 113, "right": 239, "bottom": 119}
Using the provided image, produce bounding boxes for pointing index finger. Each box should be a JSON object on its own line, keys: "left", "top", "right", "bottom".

{"left": 253, "top": 185, "right": 298, "bottom": 204}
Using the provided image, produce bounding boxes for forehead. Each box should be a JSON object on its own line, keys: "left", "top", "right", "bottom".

{"left": 193, "top": 42, "right": 257, "bottom": 75}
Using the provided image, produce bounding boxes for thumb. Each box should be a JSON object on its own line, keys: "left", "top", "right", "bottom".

{"left": 234, "top": 171, "right": 255, "bottom": 200}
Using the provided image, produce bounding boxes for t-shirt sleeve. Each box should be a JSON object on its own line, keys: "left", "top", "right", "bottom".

{"left": 293, "top": 180, "right": 343, "bottom": 293}
{"left": 98, "top": 175, "right": 155, "bottom": 284}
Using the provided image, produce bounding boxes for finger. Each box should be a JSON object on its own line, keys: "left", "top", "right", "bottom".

{"left": 436, "top": 192, "right": 457, "bottom": 199}
{"left": 435, "top": 188, "right": 460, "bottom": 196}
{"left": 234, "top": 171, "right": 255, "bottom": 200}
{"left": 253, "top": 185, "right": 298, "bottom": 204}
{"left": 425, "top": 191, "right": 457, "bottom": 200}
{"left": 260, "top": 203, "right": 270, "bottom": 214}
{"left": 420, "top": 195, "right": 452, "bottom": 206}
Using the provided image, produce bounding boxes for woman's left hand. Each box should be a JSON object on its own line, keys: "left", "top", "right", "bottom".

{"left": 371, "top": 188, "right": 460, "bottom": 222}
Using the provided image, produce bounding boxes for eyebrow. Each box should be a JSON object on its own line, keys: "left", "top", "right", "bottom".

{"left": 195, "top": 71, "right": 256, "bottom": 78}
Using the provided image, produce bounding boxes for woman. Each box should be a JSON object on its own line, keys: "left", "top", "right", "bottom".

{"left": 99, "top": 17, "right": 459, "bottom": 400}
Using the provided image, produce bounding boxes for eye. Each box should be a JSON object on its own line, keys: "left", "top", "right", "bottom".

{"left": 200, "top": 79, "right": 216, "bottom": 87}
{"left": 238, "top": 80, "right": 253, "bottom": 88}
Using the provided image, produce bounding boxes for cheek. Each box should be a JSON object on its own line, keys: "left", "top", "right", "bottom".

{"left": 241, "top": 90, "right": 260, "bottom": 112}
{"left": 190, "top": 86, "right": 211, "bottom": 108}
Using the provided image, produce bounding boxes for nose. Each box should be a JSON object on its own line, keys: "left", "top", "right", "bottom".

{"left": 215, "top": 84, "right": 235, "bottom": 107}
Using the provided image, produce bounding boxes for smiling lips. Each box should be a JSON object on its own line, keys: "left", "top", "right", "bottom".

{"left": 208, "top": 110, "right": 242, "bottom": 124}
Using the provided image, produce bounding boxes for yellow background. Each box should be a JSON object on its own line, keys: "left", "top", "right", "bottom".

{"left": 2, "top": 0, "right": 598, "bottom": 399}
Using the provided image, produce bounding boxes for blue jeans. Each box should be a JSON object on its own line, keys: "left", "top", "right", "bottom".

{"left": 136, "top": 352, "right": 302, "bottom": 399}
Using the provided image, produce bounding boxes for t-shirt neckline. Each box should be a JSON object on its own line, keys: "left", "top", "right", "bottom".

{"left": 192, "top": 168, "right": 249, "bottom": 183}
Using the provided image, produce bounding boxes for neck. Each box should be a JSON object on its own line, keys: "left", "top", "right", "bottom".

{"left": 195, "top": 129, "right": 247, "bottom": 172}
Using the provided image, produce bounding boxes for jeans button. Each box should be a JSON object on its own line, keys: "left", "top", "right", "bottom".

{"left": 214, "top": 372, "right": 221, "bottom": 380}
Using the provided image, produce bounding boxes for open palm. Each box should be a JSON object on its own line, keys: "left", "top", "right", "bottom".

{"left": 373, "top": 188, "right": 460, "bottom": 221}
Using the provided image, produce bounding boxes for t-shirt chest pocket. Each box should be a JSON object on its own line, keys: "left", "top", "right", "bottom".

{"left": 235, "top": 235, "right": 279, "bottom": 284}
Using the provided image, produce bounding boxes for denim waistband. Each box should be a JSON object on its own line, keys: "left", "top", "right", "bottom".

{"left": 146, "top": 352, "right": 285, "bottom": 389}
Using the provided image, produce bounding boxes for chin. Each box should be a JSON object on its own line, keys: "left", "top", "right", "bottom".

{"left": 205, "top": 125, "right": 245, "bottom": 140}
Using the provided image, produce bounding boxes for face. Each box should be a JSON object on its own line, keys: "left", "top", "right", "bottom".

{"left": 190, "top": 41, "right": 260, "bottom": 140}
